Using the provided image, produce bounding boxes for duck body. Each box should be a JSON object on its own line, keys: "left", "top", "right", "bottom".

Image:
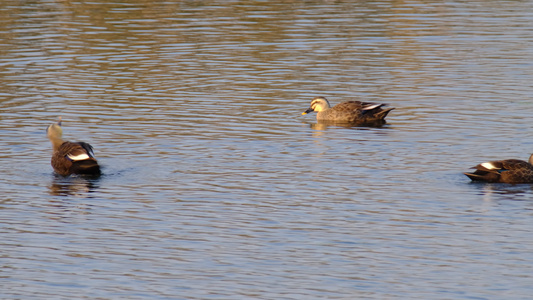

{"left": 47, "top": 118, "right": 101, "bottom": 177}
{"left": 464, "top": 155, "right": 533, "bottom": 183}
{"left": 302, "top": 97, "right": 394, "bottom": 125}
{"left": 52, "top": 141, "right": 101, "bottom": 177}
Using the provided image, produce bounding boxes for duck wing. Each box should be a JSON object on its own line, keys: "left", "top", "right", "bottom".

{"left": 332, "top": 101, "right": 382, "bottom": 112}
{"left": 52, "top": 141, "right": 100, "bottom": 176}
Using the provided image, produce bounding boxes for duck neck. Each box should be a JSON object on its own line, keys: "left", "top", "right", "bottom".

{"left": 49, "top": 136, "right": 64, "bottom": 152}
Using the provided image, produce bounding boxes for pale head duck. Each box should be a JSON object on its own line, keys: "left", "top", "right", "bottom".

{"left": 46, "top": 117, "right": 101, "bottom": 177}
{"left": 302, "top": 96, "right": 394, "bottom": 125}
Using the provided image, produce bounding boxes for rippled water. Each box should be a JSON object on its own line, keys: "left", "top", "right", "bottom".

{"left": 2, "top": 1, "right": 533, "bottom": 299}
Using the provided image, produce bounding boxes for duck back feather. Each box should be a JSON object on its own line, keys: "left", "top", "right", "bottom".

{"left": 52, "top": 141, "right": 101, "bottom": 177}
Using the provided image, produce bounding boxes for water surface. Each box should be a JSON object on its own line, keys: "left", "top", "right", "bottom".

{"left": 2, "top": 1, "right": 533, "bottom": 299}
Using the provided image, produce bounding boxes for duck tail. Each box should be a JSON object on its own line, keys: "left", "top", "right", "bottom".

{"left": 464, "top": 172, "right": 482, "bottom": 181}
{"left": 72, "top": 159, "right": 101, "bottom": 176}
{"left": 376, "top": 107, "right": 395, "bottom": 120}
{"left": 463, "top": 171, "right": 499, "bottom": 183}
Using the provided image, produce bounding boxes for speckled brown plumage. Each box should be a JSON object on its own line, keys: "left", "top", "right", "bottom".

{"left": 302, "top": 97, "right": 394, "bottom": 125}
{"left": 51, "top": 141, "right": 100, "bottom": 177}
{"left": 464, "top": 155, "right": 533, "bottom": 183}
{"left": 47, "top": 117, "right": 101, "bottom": 177}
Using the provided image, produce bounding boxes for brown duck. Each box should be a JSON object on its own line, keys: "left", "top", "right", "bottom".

{"left": 46, "top": 117, "right": 101, "bottom": 177}
{"left": 464, "top": 154, "right": 533, "bottom": 183}
{"left": 302, "top": 96, "right": 394, "bottom": 125}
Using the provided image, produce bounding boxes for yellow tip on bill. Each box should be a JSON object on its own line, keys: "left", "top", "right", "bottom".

{"left": 301, "top": 112, "right": 307, "bottom": 115}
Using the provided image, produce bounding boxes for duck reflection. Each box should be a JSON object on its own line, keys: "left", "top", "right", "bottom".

{"left": 49, "top": 174, "right": 101, "bottom": 197}
{"left": 470, "top": 181, "right": 533, "bottom": 202}
{"left": 307, "top": 121, "right": 391, "bottom": 131}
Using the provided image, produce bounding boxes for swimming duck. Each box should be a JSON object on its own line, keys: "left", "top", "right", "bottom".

{"left": 302, "top": 97, "right": 394, "bottom": 125}
{"left": 464, "top": 154, "right": 533, "bottom": 183}
{"left": 46, "top": 117, "right": 101, "bottom": 177}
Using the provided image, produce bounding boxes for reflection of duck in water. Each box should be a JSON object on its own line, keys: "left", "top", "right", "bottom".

{"left": 464, "top": 154, "right": 533, "bottom": 183}
{"left": 49, "top": 175, "right": 99, "bottom": 197}
{"left": 302, "top": 97, "right": 394, "bottom": 125}
{"left": 46, "top": 117, "right": 101, "bottom": 177}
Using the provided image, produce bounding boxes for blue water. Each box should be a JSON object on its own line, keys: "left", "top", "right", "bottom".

{"left": 2, "top": 1, "right": 533, "bottom": 299}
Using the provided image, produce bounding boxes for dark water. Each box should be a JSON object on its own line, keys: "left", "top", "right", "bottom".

{"left": 2, "top": 1, "right": 533, "bottom": 299}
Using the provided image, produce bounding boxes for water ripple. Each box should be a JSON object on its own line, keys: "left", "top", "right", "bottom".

{"left": 2, "top": 0, "right": 533, "bottom": 299}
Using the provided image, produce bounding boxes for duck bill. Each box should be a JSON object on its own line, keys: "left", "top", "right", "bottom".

{"left": 302, "top": 108, "right": 314, "bottom": 115}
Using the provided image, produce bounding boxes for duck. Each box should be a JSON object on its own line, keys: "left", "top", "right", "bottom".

{"left": 46, "top": 117, "right": 101, "bottom": 177}
{"left": 302, "top": 96, "right": 394, "bottom": 125}
{"left": 464, "top": 154, "right": 533, "bottom": 183}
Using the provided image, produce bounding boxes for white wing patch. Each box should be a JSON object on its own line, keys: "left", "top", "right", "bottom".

{"left": 362, "top": 104, "right": 381, "bottom": 111}
{"left": 67, "top": 153, "right": 90, "bottom": 161}
{"left": 480, "top": 162, "right": 498, "bottom": 170}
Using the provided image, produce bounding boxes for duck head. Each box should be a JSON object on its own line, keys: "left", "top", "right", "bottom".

{"left": 302, "top": 97, "right": 331, "bottom": 115}
{"left": 46, "top": 117, "right": 63, "bottom": 139}
{"left": 47, "top": 117, "right": 64, "bottom": 151}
